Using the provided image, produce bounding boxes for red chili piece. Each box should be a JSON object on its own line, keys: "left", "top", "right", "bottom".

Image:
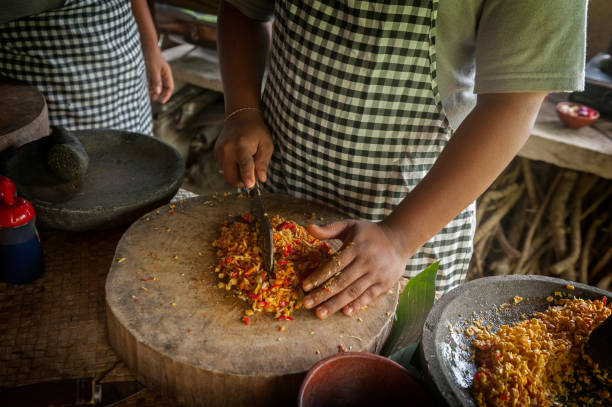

{"left": 278, "top": 221, "right": 295, "bottom": 231}
{"left": 242, "top": 317, "right": 250, "bottom": 325}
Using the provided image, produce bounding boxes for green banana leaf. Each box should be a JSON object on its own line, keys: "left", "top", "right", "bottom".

{"left": 380, "top": 261, "right": 439, "bottom": 356}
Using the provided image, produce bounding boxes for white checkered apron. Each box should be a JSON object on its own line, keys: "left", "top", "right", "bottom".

{"left": 0, "top": 0, "right": 152, "bottom": 135}
{"left": 263, "top": 0, "right": 476, "bottom": 292}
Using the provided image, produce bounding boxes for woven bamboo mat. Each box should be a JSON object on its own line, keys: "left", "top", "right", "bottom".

{"left": 0, "top": 190, "right": 205, "bottom": 405}
{"left": 0, "top": 226, "right": 176, "bottom": 405}
{"left": 0, "top": 229, "right": 173, "bottom": 406}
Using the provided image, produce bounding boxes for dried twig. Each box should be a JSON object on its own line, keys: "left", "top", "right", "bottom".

{"left": 549, "top": 171, "right": 578, "bottom": 259}
{"left": 495, "top": 226, "right": 521, "bottom": 259}
{"left": 476, "top": 184, "right": 520, "bottom": 225}
{"left": 580, "top": 214, "right": 608, "bottom": 284}
{"left": 521, "top": 158, "right": 539, "bottom": 207}
{"left": 580, "top": 187, "right": 612, "bottom": 221}
{"left": 474, "top": 224, "right": 499, "bottom": 275}
{"left": 562, "top": 267, "right": 576, "bottom": 282}
{"left": 490, "top": 162, "right": 521, "bottom": 190}
{"left": 507, "top": 197, "right": 528, "bottom": 248}
{"left": 517, "top": 231, "right": 551, "bottom": 275}
{"left": 474, "top": 186, "right": 524, "bottom": 245}
{"left": 589, "top": 247, "right": 612, "bottom": 282}
{"left": 549, "top": 173, "right": 596, "bottom": 276}
{"left": 515, "top": 173, "right": 562, "bottom": 273}
{"left": 596, "top": 272, "right": 612, "bottom": 290}
{"left": 490, "top": 258, "right": 513, "bottom": 276}
{"left": 522, "top": 242, "right": 553, "bottom": 275}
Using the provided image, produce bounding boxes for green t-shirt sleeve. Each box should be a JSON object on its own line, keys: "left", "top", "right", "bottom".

{"left": 224, "top": 0, "right": 274, "bottom": 21}
{"left": 474, "top": 0, "right": 586, "bottom": 94}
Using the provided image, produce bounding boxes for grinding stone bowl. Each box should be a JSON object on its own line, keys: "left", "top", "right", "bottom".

{"left": 298, "top": 352, "right": 430, "bottom": 407}
{"left": 2, "top": 129, "right": 185, "bottom": 231}
{"left": 420, "top": 275, "right": 612, "bottom": 407}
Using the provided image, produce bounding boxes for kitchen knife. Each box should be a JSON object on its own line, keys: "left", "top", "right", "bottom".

{"left": 249, "top": 181, "right": 274, "bottom": 275}
{"left": 0, "top": 378, "right": 144, "bottom": 407}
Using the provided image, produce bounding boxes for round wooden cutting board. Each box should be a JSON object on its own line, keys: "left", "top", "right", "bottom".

{"left": 0, "top": 81, "right": 50, "bottom": 152}
{"left": 105, "top": 193, "right": 399, "bottom": 407}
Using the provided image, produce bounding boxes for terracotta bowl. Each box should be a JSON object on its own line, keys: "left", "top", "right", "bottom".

{"left": 556, "top": 102, "right": 599, "bottom": 129}
{"left": 298, "top": 352, "right": 430, "bottom": 407}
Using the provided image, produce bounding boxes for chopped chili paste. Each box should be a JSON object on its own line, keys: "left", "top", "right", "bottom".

{"left": 212, "top": 214, "right": 332, "bottom": 320}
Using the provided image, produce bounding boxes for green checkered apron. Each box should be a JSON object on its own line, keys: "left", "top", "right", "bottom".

{"left": 262, "top": 0, "right": 475, "bottom": 292}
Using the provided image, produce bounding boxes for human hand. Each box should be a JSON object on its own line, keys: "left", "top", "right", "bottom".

{"left": 143, "top": 45, "right": 174, "bottom": 104}
{"left": 213, "top": 109, "right": 273, "bottom": 188}
{"left": 302, "top": 220, "right": 409, "bottom": 319}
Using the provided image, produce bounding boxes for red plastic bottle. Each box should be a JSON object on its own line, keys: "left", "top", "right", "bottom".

{"left": 0, "top": 175, "right": 44, "bottom": 284}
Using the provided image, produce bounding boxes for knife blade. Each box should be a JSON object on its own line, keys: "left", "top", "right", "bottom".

{"left": 249, "top": 181, "right": 274, "bottom": 275}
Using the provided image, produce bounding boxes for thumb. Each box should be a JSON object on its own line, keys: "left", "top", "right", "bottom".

{"left": 308, "top": 220, "right": 351, "bottom": 240}
{"left": 149, "top": 74, "right": 162, "bottom": 100}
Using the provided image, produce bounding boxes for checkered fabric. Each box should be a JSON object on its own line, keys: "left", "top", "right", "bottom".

{"left": 262, "top": 0, "right": 475, "bottom": 292}
{"left": 0, "top": 0, "right": 152, "bottom": 135}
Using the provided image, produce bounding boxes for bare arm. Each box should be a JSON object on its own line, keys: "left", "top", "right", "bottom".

{"left": 131, "top": 0, "right": 174, "bottom": 103}
{"left": 385, "top": 92, "right": 546, "bottom": 259}
{"left": 214, "top": 1, "right": 273, "bottom": 188}
{"left": 217, "top": 1, "right": 270, "bottom": 114}
{"left": 303, "top": 92, "right": 547, "bottom": 318}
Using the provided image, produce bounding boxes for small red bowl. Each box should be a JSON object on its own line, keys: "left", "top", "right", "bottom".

{"left": 297, "top": 352, "right": 431, "bottom": 407}
{"left": 556, "top": 102, "right": 599, "bottom": 129}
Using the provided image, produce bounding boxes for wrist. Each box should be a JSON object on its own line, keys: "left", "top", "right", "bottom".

{"left": 225, "top": 106, "right": 262, "bottom": 121}
{"left": 141, "top": 40, "right": 161, "bottom": 56}
{"left": 379, "top": 220, "right": 417, "bottom": 263}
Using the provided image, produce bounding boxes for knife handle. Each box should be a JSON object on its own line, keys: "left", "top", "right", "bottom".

{"left": 0, "top": 377, "right": 99, "bottom": 407}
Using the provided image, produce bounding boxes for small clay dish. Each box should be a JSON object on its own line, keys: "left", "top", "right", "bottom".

{"left": 298, "top": 352, "right": 430, "bottom": 407}
{"left": 556, "top": 102, "right": 599, "bottom": 129}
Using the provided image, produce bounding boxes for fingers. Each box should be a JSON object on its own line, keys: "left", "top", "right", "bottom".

{"left": 221, "top": 155, "right": 242, "bottom": 188}
{"left": 253, "top": 138, "right": 273, "bottom": 183}
{"left": 236, "top": 145, "right": 256, "bottom": 189}
{"left": 311, "top": 275, "right": 374, "bottom": 319}
{"left": 215, "top": 135, "right": 258, "bottom": 188}
{"left": 302, "top": 237, "right": 355, "bottom": 292}
{"left": 303, "top": 260, "right": 362, "bottom": 310}
{"left": 342, "top": 283, "right": 386, "bottom": 316}
{"left": 149, "top": 72, "right": 162, "bottom": 101}
{"left": 307, "top": 221, "right": 351, "bottom": 241}
{"left": 159, "top": 65, "right": 174, "bottom": 104}
{"left": 213, "top": 115, "right": 273, "bottom": 188}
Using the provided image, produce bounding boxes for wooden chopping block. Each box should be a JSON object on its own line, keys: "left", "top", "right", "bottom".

{"left": 106, "top": 193, "right": 398, "bottom": 407}
{"left": 0, "top": 81, "right": 50, "bottom": 152}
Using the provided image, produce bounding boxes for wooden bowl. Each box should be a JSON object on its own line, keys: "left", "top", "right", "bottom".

{"left": 556, "top": 102, "right": 599, "bottom": 129}
{"left": 298, "top": 352, "right": 430, "bottom": 407}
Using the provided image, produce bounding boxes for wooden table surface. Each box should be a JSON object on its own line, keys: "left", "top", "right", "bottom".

{"left": 0, "top": 225, "right": 180, "bottom": 405}
{"left": 0, "top": 193, "right": 400, "bottom": 406}
{"left": 519, "top": 93, "right": 612, "bottom": 179}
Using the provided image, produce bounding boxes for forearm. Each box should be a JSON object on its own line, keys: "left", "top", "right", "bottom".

{"left": 217, "top": 1, "right": 270, "bottom": 113}
{"left": 130, "top": 0, "right": 158, "bottom": 53}
{"left": 384, "top": 92, "right": 547, "bottom": 259}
